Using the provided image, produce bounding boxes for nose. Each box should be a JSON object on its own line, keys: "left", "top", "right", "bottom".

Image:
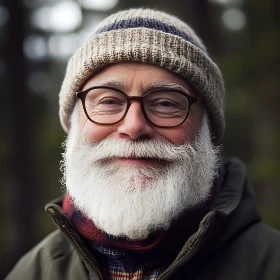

{"left": 117, "top": 101, "right": 154, "bottom": 140}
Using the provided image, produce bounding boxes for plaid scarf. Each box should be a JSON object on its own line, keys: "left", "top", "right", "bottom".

{"left": 63, "top": 194, "right": 209, "bottom": 280}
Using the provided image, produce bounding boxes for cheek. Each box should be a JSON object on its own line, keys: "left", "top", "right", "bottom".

{"left": 156, "top": 127, "right": 191, "bottom": 145}
{"left": 155, "top": 115, "right": 202, "bottom": 145}
{"left": 79, "top": 104, "right": 115, "bottom": 142}
{"left": 81, "top": 119, "right": 116, "bottom": 142}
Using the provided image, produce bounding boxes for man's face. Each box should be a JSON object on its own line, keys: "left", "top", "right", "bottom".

{"left": 62, "top": 62, "right": 220, "bottom": 240}
{"left": 79, "top": 62, "right": 204, "bottom": 148}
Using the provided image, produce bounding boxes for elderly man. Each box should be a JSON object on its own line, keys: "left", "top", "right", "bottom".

{"left": 6, "top": 8, "right": 280, "bottom": 280}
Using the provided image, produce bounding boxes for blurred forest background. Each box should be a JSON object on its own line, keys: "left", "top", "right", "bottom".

{"left": 1, "top": 0, "right": 279, "bottom": 278}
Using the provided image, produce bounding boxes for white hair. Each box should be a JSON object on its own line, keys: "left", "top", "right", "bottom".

{"left": 61, "top": 105, "right": 220, "bottom": 240}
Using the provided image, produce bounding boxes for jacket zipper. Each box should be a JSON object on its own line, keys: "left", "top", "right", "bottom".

{"left": 47, "top": 207, "right": 104, "bottom": 280}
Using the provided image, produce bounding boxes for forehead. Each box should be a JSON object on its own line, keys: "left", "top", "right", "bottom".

{"left": 82, "top": 62, "right": 193, "bottom": 93}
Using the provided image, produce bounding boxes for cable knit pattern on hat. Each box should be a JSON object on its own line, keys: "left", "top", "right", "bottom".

{"left": 59, "top": 8, "right": 225, "bottom": 143}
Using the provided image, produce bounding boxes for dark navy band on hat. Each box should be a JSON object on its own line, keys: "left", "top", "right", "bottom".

{"left": 94, "top": 17, "right": 207, "bottom": 53}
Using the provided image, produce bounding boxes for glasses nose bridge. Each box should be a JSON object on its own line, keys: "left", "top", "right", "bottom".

{"left": 124, "top": 95, "right": 146, "bottom": 119}
{"left": 126, "top": 95, "right": 144, "bottom": 109}
{"left": 127, "top": 95, "right": 143, "bottom": 103}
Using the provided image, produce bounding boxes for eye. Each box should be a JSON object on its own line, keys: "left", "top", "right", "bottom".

{"left": 149, "top": 98, "right": 182, "bottom": 111}
{"left": 145, "top": 91, "right": 189, "bottom": 114}
{"left": 152, "top": 99, "right": 178, "bottom": 107}
{"left": 98, "top": 97, "right": 122, "bottom": 105}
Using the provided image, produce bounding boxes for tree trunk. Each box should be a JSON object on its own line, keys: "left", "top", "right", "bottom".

{"left": 3, "top": 0, "right": 35, "bottom": 277}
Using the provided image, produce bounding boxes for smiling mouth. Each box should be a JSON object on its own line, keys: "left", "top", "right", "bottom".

{"left": 119, "top": 156, "right": 160, "bottom": 160}
{"left": 112, "top": 157, "right": 165, "bottom": 166}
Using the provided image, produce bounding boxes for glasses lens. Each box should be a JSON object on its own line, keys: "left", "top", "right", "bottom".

{"left": 144, "top": 91, "right": 189, "bottom": 127}
{"left": 84, "top": 88, "right": 127, "bottom": 124}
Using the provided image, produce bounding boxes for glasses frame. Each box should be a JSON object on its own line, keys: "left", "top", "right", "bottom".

{"left": 76, "top": 86, "right": 199, "bottom": 128}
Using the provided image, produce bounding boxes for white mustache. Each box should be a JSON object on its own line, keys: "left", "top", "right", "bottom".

{"left": 71, "top": 138, "right": 196, "bottom": 162}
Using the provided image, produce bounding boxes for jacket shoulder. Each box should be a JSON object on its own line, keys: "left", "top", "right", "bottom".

{"left": 242, "top": 222, "right": 280, "bottom": 253}
{"left": 5, "top": 230, "right": 87, "bottom": 280}
{"left": 223, "top": 222, "right": 280, "bottom": 279}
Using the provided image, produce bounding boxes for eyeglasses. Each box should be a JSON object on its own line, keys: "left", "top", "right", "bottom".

{"left": 76, "top": 86, "right": 199, "bottom": 128}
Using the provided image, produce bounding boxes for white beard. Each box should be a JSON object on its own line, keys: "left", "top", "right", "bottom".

{"left": 61, "top": 110, "right": 220, "bottom": 240}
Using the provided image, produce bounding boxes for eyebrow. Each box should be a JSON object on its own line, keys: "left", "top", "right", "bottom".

{"left": 88, "top": 78, "right": 125, "bottom": 89}
{"left": 149, "top": 81, "right": 191, "bottom": 94}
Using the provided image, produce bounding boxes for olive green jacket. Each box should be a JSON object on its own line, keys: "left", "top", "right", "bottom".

{"left": 6, "top": 159, "right": 280, "bottom": 279}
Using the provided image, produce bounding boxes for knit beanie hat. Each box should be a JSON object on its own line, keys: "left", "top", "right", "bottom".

{"left": 59, "top": 8, "right": 225, "bottom": 144}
